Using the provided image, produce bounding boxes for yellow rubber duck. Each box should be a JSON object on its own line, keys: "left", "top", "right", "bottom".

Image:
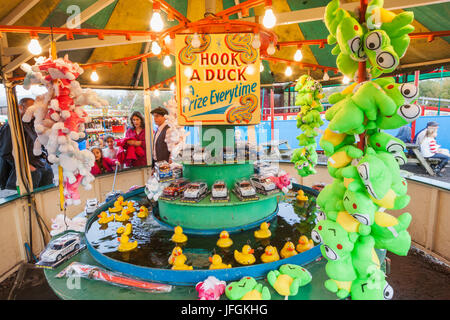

{"left": 216, "top": 230, "right": 233, "bottom": 248}
{"left": 117, "top": 234, "right": 138, "bottom": 252}
{"left": 126, "top": 201, "right": 136, "bottom": 213}
{"left": 261, "top": 245, "right": 280, "bottom": 263}
{"left": 109, "top": 203, "right": 123, "bottom": 213}
{"left": 209, "top": 254, "right": 232, "bottom": 270}
{"left": 296, "top": 235, "right": 314, "bottom": 253}
{"left": 296, "top": 190, "right": 308, "bottom": 204}
{"left": 168, "top": 246, "right": 187, "bottom": 265}
{"left": 171, "top": 255, "right": 193, "bottom": 270}
{"left": 254, "top": 222, "right": 271, "bottom": 239}
{"left": 171, "top": 226, "right": 188, "bottom": 243}
{"left": 234, "top": 245, "right": 256, "bottom": 265}
{"left": 97, "top": 211, "right": 114, "bottom": 224}
{"left": 116, "top": 223, "right": 132, "bottom": 236}
{"left": 137, "top": 206, "right": 149, "bottom": 218}
{"left": 280, "top": 241, "right": 298, "bottom": 259}
{"left": 114, "top": 211, "right": 130, "bottom": 222}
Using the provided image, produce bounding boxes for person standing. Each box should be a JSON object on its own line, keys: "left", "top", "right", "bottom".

{"left": 150, "top": 107, "right": 171, "bottom": 166}
{"left": 0, "top": 98, "right": 54, "bottom": 190}
{"left": 117, "top": 111, "right": 147, "bottom": 168}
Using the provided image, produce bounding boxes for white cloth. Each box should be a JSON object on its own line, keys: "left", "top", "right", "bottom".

{"left": 103, "top": 146, "right": 119, "bottom": 160}
{"left": 152, "top": 121, "right": 167, "bottom": 161}
{"left": 420, "top": 136, "right": 436, "bottom": 158}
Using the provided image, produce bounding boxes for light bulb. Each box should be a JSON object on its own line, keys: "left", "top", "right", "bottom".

{"left": 285, "top": 66, "right": 293, "bottom": 77}
{"left": 323, "top": 71, "right": 330, "bottom": 81}
{"left": 263, "top": 8, "right": 276, "bottom": 29}
{"left": 267, "top": 42, "right": 276, "bottom": 55}
{"left": 184, "top": 86, "right": 191, "bottom": 95}
{"left": 246, "top": 65, "right": 255, "bottom": 75}
{"left": 184, "top": 67, "right": 193, "bottom": 79}
{"left": 150, "top": 11, "right": 164, "bottom": 32}
{"left": 90, "top": 70, "right": 99, "bottom": 81}
{"left": 163, "top": 55, "right": 172, "bottom": 67}
{"left": 151, "top": 41, "right": 161, "bottom": 55}
{"left": 342, "top": 76, "right": 351, "bottom": 84}
{"left": 252, "top": 34, "right": 261, "bottom": 49}
{"left": 191, "top": 33, "right": 201, "bottom": 48}
{"left": 28, "top": 39, "right": 42, "bottom": 55}
{"left": 170, "top": 82, "right": 175, "bottom": 91}
{"left": 164, "top": 35, "right": 171, "bottom": 44}
{"left": 154, "top": 89, "right": 160, "bottom": 97}
{"left": 260, "top": 64, "right": 264, "bottom": 72}
{"left": 294, "top": 49, "right": 303, "bottom": 62}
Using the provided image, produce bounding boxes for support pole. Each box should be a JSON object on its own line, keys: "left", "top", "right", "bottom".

{"left": 411, "top": 70, "right": 421, "bottom": 141}
{"left": 356, "top": 0, "right": 368, "bottom": 152}
{"left": 142, "top": 59, "right": 154, "bottom": 166}
{"left": 270, "top": 88, "right": 275, "bottom": 141}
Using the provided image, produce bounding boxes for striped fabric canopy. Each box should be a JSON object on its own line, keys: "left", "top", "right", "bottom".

{"left": 1, "top": 0, "right": 449, "bottom": 87}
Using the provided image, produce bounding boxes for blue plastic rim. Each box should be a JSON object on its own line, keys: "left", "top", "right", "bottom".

{"left": 84, "top": 184, "right": 322, "bottom": 286}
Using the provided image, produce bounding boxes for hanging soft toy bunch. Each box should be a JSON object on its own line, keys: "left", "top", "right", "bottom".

{"left": 163, "top": 97, "right": 190, "bottom": 160}
{"left": 312, "top": 0, "right": 418, "bottom": 300}
{"left": 290, "top": 75, "right": 324, "bottom": 177}
{"left": 20, "top": 55, "right": 107, "bottom": 205}
{"left": 325, "top": 0, "right": 414, "bottom": 80}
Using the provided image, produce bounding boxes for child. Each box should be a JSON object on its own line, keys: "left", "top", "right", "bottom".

{"left": 103, "top": 135, "right": 119, "bottom": 161}
{"left": 420, "top": 127, "right": 449, "bottom": 176}
{"left": 90, "top": 146, "right": 117, "bottom": 176}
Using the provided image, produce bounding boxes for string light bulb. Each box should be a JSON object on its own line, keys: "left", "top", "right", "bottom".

{"left": 285, "top": 66, "right": 293, "bottom": 77}
{"left": 164, "top": 35, "right": 171, "bottom": 44}
{"left": 246, "top": 65, "right": 255, "bottom": 75}
{"left": 260, "top": 64, "right": 264, "bottom": 72}
{"left": 90, "top": 70, "right": 99, "bottom": 82}
{"left": 342, "top": 76, "right": 351, "bottom": 84}
{"left": 151, "top": 41, "right": 161, "bottom": 55}
{"left": 252, "top": 33, "right": 261, "bottom": 49}
{"left": 263, "top": 8, "right": 276, "bottom": 29}
{"left": 170, "top": 82, "right": 175, "bottom": 91}
{"left": 150, "top": 11, "right": 164, "bottom": 32}
{"left": 267, "top": 42, "right": 276, "bottom": 55}
{"left": 163, "top": 55, "right": 172, "bottom": 67}
{"left": 154, "top": 89, "right": 160, "bottom": 97}
{"left": 323, "top": 71, "right": 330, "bottom": 81}
{"left": 28, "top": 38, "right": 42, "bottom": 55}
{"left": 294, "top": 49, "right": 303, "bottom": 62}
{"left": 191, "top": 33, "right": 201, "bottom": 48}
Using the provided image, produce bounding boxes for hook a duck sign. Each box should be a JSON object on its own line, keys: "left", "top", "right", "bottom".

{"left": 175, "top": 33, "right": 261, "bottom": 125}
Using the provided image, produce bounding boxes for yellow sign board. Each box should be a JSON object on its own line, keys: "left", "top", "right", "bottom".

{"left": 175, "top": 33, "right": 260, "bottom": 126}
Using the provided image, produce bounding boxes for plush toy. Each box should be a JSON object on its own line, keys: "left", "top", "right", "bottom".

{"left": 50, "top": 214, "right": 87, "bottom": 236}
{"left": 267, "top": 264, "right": 312, "bottom": 298}
{"left": 163, "top": 98, "right": 190, "bottom": 160}
{"left": 324, "top": 0, "right": 414, "bottom": 78}
{"left": 342, "top": 189, "right": 378, "bottom": 226}
{"left": 268, "top": 171, "right": 292, "bottom": 193}
{"left": 368, "top": 131, "right": 407, "bottom": 165}
{"left": 313, "top": 219, "right": 358, "bottom": 299}
{"left": 225, "top": 276, "right": 271, "bottom": 300}
{"left": 145, "top": 175, "right": 169, "bottom": 201}
{"left": 316, "top": 179, "right": 346, "bottom": 220}
{"left": 195, "top": 276, "right": 226, "bottom": 300}
{"left": 319, "top": 128, "right": 355, "bottom": 157}
{"left": 20, "top": 55, "right": 107, "bottom": 206}
{"left": 372, "top": 211, "right": 412, "bottom": 256}
{"left": 291, "top": 75, "right": 324, "bottom": 177}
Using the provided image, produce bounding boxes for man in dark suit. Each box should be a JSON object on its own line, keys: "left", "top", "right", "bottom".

{"left": 150, "top": 107, "right": 170, "bottom": 166}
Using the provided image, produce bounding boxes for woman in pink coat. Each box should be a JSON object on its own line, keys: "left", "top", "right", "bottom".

{"left": 117, "top": 111, "right": 147, "bottom": 168}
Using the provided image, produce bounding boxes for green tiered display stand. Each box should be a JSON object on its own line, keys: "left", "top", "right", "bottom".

{"left": 157, "top": 125, "right": 281, "bottom": 233}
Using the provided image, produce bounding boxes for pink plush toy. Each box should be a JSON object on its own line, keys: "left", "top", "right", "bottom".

{"left": 195, "top": 276, "right": 226, "bottom": 300}
{"left": 269, "top": 172, "right": 293, "bottom": 194}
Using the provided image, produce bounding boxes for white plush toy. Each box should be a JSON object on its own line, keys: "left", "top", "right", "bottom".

{"left": 20, "top": 55, "right": 107, "bottom": 206}
{"left": 163, "top": 97, "right": 190, "bottom": 160}
{"left": 50, "top": 214, "right": 87, "bottom": 236}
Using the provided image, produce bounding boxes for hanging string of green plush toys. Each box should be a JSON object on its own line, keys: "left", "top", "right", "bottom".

{"left": 291, "top": 75, "right": 324, "bottom": 177}
{"left": 312, "top": 0, "right": 417, "bottom": 300}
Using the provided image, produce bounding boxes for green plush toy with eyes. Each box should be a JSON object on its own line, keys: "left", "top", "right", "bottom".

{"left": 372, "top": 211, "right": 412, "bottom": 256}
{"left": 319, "top": 128, "right": 355, "bottom": 157}
{"left": 368, "top": 131, "right": 407, "bottom": 165}
{"left": 343, "top": 189, "right": 378, "bottom": 227}
{"left": 313, "top": 219, "right": 359, "bottom": 299}
{"left": 291, "top": 75, "right": 325, "bottom": 177}
{"left": 316, "top": 179, "right": 347, "bottom": 220}
{"left": 291, "top": 145, "right": 318, "bottom": 177}
{"left": 324, "top": 0, "right": 414, "bottom": 79}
